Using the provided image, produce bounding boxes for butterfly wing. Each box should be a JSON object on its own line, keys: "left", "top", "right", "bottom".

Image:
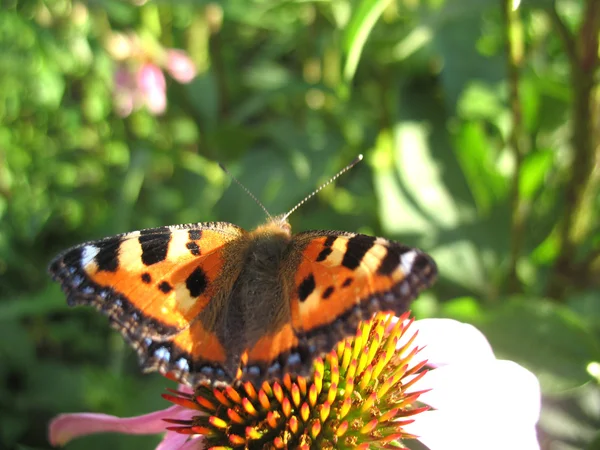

{"left": 291, "top": 231, "right": 436, "bottom": 368}
{"left": 241, "top": 230, "right": 436, "bottom": 382}
{"left": 48, "top": 222, "right": 246, "bottom": 385}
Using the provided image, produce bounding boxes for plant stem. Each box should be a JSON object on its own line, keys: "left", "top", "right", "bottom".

{"left": 547, "top": 0, "right": 600, "bottom": 299}
{"left": 503, "top": 0, "right": 526, "bottom": 293}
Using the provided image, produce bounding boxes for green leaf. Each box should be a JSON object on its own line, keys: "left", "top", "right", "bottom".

{"left": 0, "top": 285, "right": 65, "bottom": 321}
{"left": 431, "top": 5, "right": 505, "bottom": 109}
{"left": 453, "top": 120, "right": 508, "bottom": 214}
{"left": 0, "top": 321, "right": 35, "bottom": 369}
{"left": 519, "top": 149, "right": 554, "bottom": 200}
{"left": 457, "top": 81, "right": 505, "bottom": 121}
{"left": 568, "top": 291, "right": 600, "bottom": 334}
{"left": 187, "top": 71, "right": 219, "bottom": 127}
{"left": 371, "top": 125, "right": 493, "bottom": 294}
{"left": 479, "top": 298, "right": 600, "bottom": 393}
{"left": 342, "top": 0, "right": 392, "bottom": 82}
{"left": 440, "top": 296, "right": 485, "bottom": 322}
{"left": 377, "top": 124, "right": 462, "bottom": 233}
{"left": 538, "top": 383, "right": 600, "bottom": 450}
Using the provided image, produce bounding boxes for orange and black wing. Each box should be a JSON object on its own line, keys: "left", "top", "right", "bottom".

{"left": 246, "top": 231, "right": 437, "bottom": 378}
{"left": 48, "top": 222, "right": 245, "bottom": 385}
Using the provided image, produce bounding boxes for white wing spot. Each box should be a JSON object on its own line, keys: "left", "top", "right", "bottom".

{"left": 175, "top": 357, "right": 190, "bottom": 372}
{"left": 288, "top": 353, "right": 301, "bottom": 365}
{"left": 154, "top": 346, "right": 171, "bottom": 362}
{"left": 400, "top": 250, "right": 417, "bottom": 274}
{"left": 71, "top": 274, "right": 83, "bottom": 287}
{"left": 81, "top": 245, "right": 100, "bottom": 267}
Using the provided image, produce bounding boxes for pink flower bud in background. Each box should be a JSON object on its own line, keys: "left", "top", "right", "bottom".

{"left": 165, "top": 49, "right": 196, "bottom": 83}
{"left": 113, "top": 65, "right": 135, "bottom": 117}
{"left": 137, "top": 63, "right": 166, "bottom": 115}
{"left": 113, "top": 65, "right": 134, "bottom": 91}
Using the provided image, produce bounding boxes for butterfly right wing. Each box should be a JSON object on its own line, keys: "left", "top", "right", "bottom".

{"left": 48, "top": 221, "right": 246, "bottom": 385}
{"left": 289, "top": 231, "right": 437, "bottom": 369}
{"left": 242, "top": 230, "right": 437, "bottom": 382}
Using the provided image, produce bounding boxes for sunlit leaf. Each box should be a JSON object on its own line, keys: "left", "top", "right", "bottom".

{"left": 519, "top": 149, "right": 554, "bottom": 200}
{"left": 342, "top": 0, "right": 392, "bottom": 82}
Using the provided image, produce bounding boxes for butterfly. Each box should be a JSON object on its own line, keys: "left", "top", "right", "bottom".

{"left": 48, "top": 156, "right": 437, "bottom": 387}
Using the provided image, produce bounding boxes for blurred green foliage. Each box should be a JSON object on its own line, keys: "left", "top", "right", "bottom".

{"left": 1, "top": 0, "right": 599, "bottom": 449}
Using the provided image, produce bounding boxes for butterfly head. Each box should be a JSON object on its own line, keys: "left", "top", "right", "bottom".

{"left": 252, "top": 215, "right": 292, "bottom": 239}
{"left": 272, "top": 215, "right": 292, "bottom": 235}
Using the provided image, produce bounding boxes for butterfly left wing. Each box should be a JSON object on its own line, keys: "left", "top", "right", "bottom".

{"left": 48, "top": 222, "right": 246, "bottom": 385}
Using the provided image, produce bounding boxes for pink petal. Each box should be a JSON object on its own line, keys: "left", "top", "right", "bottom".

{"left": 156, "top": 431, "right": 193, "bottom": 450}
{"left": 137, "top": 63, "right": 166, "bottom": 93}
{"left": 176, "top": 384, "right": 194, "bottom": 395}
{"left": 144, "top": 88, "right": 167, "bottom": 114}
{"left": 408, "top": 318, "right": 495, "bottom": 367}
{"left": 135, "top": 63, "right": 167, "bottom": 115}
{"left": 114, "top": 65, "right": 135, "bottom": 92}
{"left": 113, "top": 91, "right": 135, "bottom": 117}
{"left": 177, "top": 436, "right": 206, "bottom": 450}
{"left": 165, "top": 49, "right": 196, "bottom": 83}
{"left": 153, "top": 386, "right": 200, "bottom": 450}
{"left": 49, "top": 405, "right": 189, "bottom": 446}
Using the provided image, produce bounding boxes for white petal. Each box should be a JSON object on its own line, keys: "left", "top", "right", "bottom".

{"left": 404, "top": 360, "right": 541, "bottom": 450}
{"left": 413, "top": 360, "right": 540, "bottom": 421}
{"left": 407, "top": 319, "right": 495, "bottom": 367}
{"left": 405, "top": 410, "right": 540, "bottom": 450}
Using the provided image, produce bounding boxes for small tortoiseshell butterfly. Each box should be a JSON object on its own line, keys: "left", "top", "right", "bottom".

{"left": 49, "top": 155, "right": 437, "bottom": 386}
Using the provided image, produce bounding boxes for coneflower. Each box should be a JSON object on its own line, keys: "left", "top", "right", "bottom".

{"left": 163, "top": 312, "right": 427, "bottom": 449}
{"left": 49, "top": 314, "right": 541, "bottom": 450}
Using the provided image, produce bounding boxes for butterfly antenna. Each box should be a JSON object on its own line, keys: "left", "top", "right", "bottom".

{"left": 282, "top": 154, "right": 363, "bottom": 221}
{"left": 219, "top": 162, "right": 273, "bottom": 220}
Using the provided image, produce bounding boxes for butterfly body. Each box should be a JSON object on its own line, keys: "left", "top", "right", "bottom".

{"left": 200, "top": 220, "right": 296, "bottom": 377}
{"left": 49, "top": 216, "right": 437, "bottom": 387}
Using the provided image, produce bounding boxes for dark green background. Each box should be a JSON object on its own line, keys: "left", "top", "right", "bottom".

{"left": 1, "top": 0, "right": 599, "bottom": 449}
